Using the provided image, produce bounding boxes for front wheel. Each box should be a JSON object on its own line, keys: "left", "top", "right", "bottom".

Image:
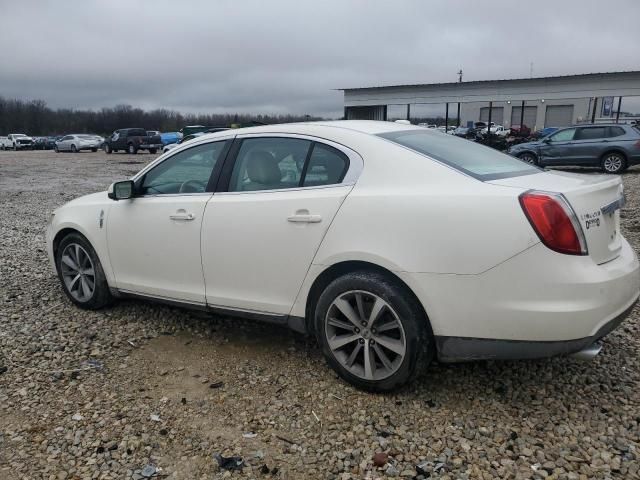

{"left": 71, "top": 144, "right": 77, "bottom": 153}
{"left": 518, "top": 152, "right": 538, "bottom": 165}
{"left": 55, "top": 233, "right": 112, "bottom": 309}
{"left": 54, "top": 146, "right": 59, "bottom": 153}
{"left": 601, "top": 152, "right": 626, "bottom": 174}
{"left": 315, "top": 271, "right": 432, "bottom": 392}
{"left": 104, "top": 144, "right": 112, "bottom": 154}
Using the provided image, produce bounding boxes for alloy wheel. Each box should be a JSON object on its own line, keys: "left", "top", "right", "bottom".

{"left": 325, "top": 290, "right": 406, "bottom": 381}
{"left": 603, "top": 154, "right": 623, "bottom": 173}
{"left": 520, "top": 153, "right": 536, "bottom": 164}
{"left": 60, "top": 243, "right": 95, "bottom": 302}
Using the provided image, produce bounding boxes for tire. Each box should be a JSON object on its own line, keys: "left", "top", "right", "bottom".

{"left": 104, "top": 144, "right": 112, "bottom": 154}
{"left": 149, "top": 148, "right": 157, "bottom": 154}
{"left": 71, "top": 144, "right": 77, "bottom": 153}
{"left": 54, "top": 146, "right": 59, "bottom": 153}
{"left": 518, "top": 152, "right": 538, "bottom": 165}
{"left": 13, "top": 145, "right": 17, "bottom": 151}
{"left": 601, "top": 152, "right": 626, "bottom": 174}
{"left": 314, "top": 271, "right": 433, "bottom": 392}
{"left": 55, "top": 232, "right": 112, "bottom": 310}
{"left": 127, "top": 143, "right": 137, "bottom": 155}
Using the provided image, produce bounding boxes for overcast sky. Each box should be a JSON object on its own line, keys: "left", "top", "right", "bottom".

{"left": 1, "top": 0, "right": 639, "bottom": 118}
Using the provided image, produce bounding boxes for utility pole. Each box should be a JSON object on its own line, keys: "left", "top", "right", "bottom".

{"left": 457, "top": 69, "right": 463, "bottom": 83}
{"left": 457, "top": 69, "right": 463, "bottom": 127}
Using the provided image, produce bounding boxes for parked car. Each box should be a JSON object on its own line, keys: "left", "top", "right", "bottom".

{"left": 532, "top": 127, "right": 559, "bottom": 139}
{"left": 452, "top": 126, "right": 470, "bottom": 137}
{"left": 162, "top": 132, "right": 205, "bottom": 153}
{"left": 1, "top": 133, "right": 34, "bottom": 150}
{"left": 55, "top": 134, "right": 103, "bottom": 153}
{"left": 160, "top": 132, "right": 182, "bottom": 146}
{"left": 509, "top": 124, "right": 532, "bottom": 137}
{"left": 103, "top": 128, "right": 163, "bottom": 154}
{"left": 490, "top": 125, "right": 509, "bottom": 136}
{"left": 508, "top": 124, "right": 640, "bottom": 173}
{"left": 33, "top": 136, "right": 57, "bottom": 150}
{"left": 46, "top": 120, "right": 639, "bottom": 391}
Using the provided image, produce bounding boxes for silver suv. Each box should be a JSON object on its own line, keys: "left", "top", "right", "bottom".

{"left": 508, "top": 124, "right": 640, "bottom": 173}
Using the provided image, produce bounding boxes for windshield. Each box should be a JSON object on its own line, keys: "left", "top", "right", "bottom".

{"left": 378, "top": 129, "right": 540, "bottom": 181}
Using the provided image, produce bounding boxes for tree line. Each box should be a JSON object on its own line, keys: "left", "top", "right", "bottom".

{"left": 0, "top": 97, "right": 325, "bottom": 136}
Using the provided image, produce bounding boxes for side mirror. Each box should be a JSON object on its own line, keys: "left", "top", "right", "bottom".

{"left": 543, "top": 137, "right": 551, "bottom": 144}
{"left": 108, "top": 180, "right": 134, "bottom": 200}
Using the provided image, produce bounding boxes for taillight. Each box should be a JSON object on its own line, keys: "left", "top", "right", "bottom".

{"left": 519, "top": 190, "right": 587, "bottom": 256}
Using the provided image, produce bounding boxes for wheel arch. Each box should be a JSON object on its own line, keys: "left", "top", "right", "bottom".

{"left": 303, "top": 260, "right": 434, "bottom": 339}
{"left": 600, "top": 149, "right": 628, "bottom": 162}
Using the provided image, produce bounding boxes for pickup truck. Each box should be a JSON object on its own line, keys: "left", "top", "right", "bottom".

{"left": 1, "top": 133, "right": 34, "bottom": 150}
{"left": 103, "top": 128, "right": 163, "bottom": 154}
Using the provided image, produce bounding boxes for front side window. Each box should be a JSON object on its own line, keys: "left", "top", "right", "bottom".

{"left": 549, "top": 128, "right": 576, "bottom": 142}
{"left": 378, "top": 129, "right": 539, "bottom": 181}
{"left": 141, "top": 140, "right": 229, "bottom": 195}
{"left": 575, "top": 127, "right": 607, "bottom": 140}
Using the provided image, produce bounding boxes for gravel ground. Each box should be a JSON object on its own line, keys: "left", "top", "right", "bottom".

{"left": 1, "top": 150, "right": 639, "bottom": 480}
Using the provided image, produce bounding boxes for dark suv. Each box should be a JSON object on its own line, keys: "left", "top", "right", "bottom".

{"left": 508, "top": 124, "right": 640, "bottom": 173}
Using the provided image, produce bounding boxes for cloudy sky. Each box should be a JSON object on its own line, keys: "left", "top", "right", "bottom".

{"left": 1, "top": 0, "right": 639, "bottom": 118}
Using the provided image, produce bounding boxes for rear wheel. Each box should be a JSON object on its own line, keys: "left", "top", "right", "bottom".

{"left": 127, "top": 143, "right": 137, "bottom": 154}
{"left": 315, "top": 271, "right": 432, "bottom": 392}
{"left": 55, "top": 233, "right": 112, "bottom": 309}
{"left": 601, "top": 152, "right": 626, "bottom": 174}
{"left": 518, "top": 152, "right": 538, "bottom": 165}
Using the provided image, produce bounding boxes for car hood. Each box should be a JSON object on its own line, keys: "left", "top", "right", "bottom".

{"left": 56, "top": 191, "right": 109, "bottom": 212}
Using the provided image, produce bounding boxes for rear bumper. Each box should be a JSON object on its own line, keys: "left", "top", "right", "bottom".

{"left": 399, "top": 237, "right": 640, "bottom": 361}
{"left": 435, "top": 298, "right": 636, "bottom": 361}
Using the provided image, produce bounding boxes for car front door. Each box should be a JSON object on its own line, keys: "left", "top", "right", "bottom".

{"left": 59, "top": 136, "right": 72, "bottom": 151}
{"left": 201, "top": 134, "right": 361, "bottom": 315}
{"left": 539, "top": 127, "right": 577, "bottom": 165}
{"left": 107, "top": 138, "right": 232, "bottom": 304}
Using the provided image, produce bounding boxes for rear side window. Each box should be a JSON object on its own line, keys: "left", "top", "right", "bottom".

{"left": 378, "top": 130, "right": 539, "bottom": 181}
{"left": 302, "top": 143, "right": 349, "bottom": 187}
{"left": 575, "top": 127, "right": 607, "bottom": 140}
{"left": 608, "top": 126, "right": 626, "bottom": 137}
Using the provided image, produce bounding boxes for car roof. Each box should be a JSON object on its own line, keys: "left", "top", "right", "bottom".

{"left": 194, "top": 120, "right": 425, "bottom": 142}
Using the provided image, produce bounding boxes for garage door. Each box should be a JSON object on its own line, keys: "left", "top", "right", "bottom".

{"left": 545, "top": 105, "right": 574, "bottom": 127}
{"left": 510, "top": 106, "right": 537, "bottom": 127}
{"left": 345, "top": 105, "right": 387, "bottom": 121}
{"left": 479, "top": 107, "right": 504, "bottom": 125}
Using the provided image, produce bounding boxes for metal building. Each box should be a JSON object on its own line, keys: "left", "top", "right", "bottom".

{"left": 341, "top": 71, "right": 640, "bottom": 130}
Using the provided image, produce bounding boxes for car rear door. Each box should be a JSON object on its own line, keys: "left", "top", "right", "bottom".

{"left": 570, "top": 126, "right": 609, "bottom": 165}
{"left": 201, "top": 134, "right": 362, "bottom": 315}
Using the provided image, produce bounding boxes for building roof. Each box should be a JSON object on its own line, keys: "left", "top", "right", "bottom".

{"left": 339, "top": 71, "right": 640, "bottom": 92}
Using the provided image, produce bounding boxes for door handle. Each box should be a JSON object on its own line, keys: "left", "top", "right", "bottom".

{"left": 287, "top": 213, "right": 322, "bottom": 223}
{"left": 169, "top": 213, "right": 195, "bottom": 221}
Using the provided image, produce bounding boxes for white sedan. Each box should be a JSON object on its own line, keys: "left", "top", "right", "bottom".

{"left": 46, "top": 121, "right": 639, "bottom": 391}
{"left": 55, "top": 134, "right": 103, "bottom": 153}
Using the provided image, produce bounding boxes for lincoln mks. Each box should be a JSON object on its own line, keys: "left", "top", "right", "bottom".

{"left": 46, "top": 121, "right": 640, "bottom": 391}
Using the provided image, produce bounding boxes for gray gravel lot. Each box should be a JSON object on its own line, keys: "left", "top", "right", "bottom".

{"left": 1, "top": 150, "right": 639, "bottom": 479}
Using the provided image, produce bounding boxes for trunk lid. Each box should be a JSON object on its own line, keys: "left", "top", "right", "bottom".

{"left": 489, "top": 171, "right": 624, "bottom": 264}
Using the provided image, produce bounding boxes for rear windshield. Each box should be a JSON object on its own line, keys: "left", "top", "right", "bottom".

{"left": 378, "top": 130, "right": 540, "bottom": 181}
